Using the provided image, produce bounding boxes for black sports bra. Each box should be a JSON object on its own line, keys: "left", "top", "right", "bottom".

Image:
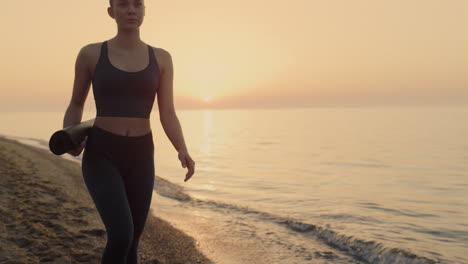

{"left": 91, "top": 41, "right": 160, "bottom": 119}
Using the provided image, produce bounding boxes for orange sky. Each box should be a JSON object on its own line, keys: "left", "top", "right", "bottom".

{"left": 0, "top": 0, "right": 467, "bottom": 111}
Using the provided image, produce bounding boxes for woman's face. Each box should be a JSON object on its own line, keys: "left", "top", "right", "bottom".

{"left": 108, "top": 0, "right": 145, "bottom": 29}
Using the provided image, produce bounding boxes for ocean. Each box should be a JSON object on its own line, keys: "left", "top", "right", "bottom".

{"left": 1, "top": 106, "right": 467, "bottom": 264}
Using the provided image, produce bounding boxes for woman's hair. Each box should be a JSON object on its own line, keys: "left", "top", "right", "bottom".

{"left": 109, "top": 0, "right": 144, "bottom": 7}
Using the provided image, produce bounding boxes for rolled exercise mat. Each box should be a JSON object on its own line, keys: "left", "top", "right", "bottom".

{"left": 49, "top": 118, "right": 95, "bottom": 155}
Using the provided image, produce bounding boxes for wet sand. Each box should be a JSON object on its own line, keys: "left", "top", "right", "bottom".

{"left": 0, "top": 136, "right": 213, "bottom": 264}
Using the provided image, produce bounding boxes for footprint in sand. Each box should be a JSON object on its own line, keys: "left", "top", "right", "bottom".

{"left": 9, "top": 237, "right": 33, "bottom": 248}
{"left": 78, "top": 206, "right": 95, "bottom": 213}
{"left": 79, "top": 228, "right": 106, "bottom": 237}
{"left": 70, "top": 252, "right": 96, "bottom": 262}
{"left": 70, "top": 218, "right": 89, "bottom": 225}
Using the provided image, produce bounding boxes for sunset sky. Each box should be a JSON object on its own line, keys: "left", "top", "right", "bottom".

{"left": 0, "top": 0, "right": 466, "bottom": 111}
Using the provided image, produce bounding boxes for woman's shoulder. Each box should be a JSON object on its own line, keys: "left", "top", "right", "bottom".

{"left": 75, "top": 42, "right": 103, "bottom": 65}
{"left": 73, "top": 42, "right": 104, "bottom": 76}
{"left": 80, "top": 42, "right": 104, "bottom": 57}
{"left": 148, "top": 44, "right": 173, "bottom": 74}
{"left": 148, "top": 44, "right": 171, "bottom": 60}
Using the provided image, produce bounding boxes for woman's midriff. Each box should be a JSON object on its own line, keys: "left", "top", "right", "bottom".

{"left": 93, "top": 116, "right": 152, "bottom": 137}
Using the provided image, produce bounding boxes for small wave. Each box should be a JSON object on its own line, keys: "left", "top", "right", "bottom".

{"left": 2, "top": 135, "right": 50, "bottom": 150}
{"left": 363, "top": 205, "right": 439, "bottom": 218}
{"left": 322, "top": 161, "right": 391, "bottom": 169}
{"left": 153, "top": 177, "right": 441, "bottom": 264}
{"left": 281, "top": 220, "right": 440, "bottom": 264}
{"left": 319, "top": 213, "right": 383, "bottom": 224}
{"left": 154, "top": 175, "right": 191, "bottom": 201}
{"left": 190, "top": 197, "right": 441, "bottom": 263}
{"left": 190, "top": 198, "right": 441, "bottom": 263}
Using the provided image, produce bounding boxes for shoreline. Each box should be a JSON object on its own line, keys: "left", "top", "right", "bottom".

{"left": 0, "top": 136, "right": 213, "bottom": 263}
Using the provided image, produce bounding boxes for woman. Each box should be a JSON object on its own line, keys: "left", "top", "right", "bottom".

{"left": 62, "top": 0, "right": 195, "bottom": 263}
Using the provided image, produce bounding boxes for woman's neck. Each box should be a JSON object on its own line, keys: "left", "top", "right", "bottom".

{"left": 111, "top": 30, "right": 143, "bottom": 50}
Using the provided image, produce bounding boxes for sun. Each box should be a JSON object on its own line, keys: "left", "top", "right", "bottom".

{"left": 202, "top": 94, "right": 214, "bottom": 103}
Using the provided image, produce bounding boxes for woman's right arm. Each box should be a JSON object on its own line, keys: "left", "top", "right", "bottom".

{"left": 63, "top": 45, "right": 92, "bottom": 129}
{"left": 63, "top": 45, "right": 93, "bottom": 156}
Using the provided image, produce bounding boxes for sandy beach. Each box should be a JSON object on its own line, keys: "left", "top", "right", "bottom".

{"left": 0, "top": 136, "right": 213, "bottom": 264}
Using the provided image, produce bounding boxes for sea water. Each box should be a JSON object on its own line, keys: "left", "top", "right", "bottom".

{"left": 1, "top": 106, "right": 467, "bottom": 264}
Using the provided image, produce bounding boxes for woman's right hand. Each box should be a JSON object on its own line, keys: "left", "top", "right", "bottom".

{"left": 66, "top": 136, "right": 88, "bottom": 156}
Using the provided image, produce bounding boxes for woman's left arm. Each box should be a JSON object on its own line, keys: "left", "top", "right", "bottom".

{"left": 156, "top": 48, "right": 195, "bottom": 182}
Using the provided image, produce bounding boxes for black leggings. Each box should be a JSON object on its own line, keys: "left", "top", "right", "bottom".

{"left": 81, "top": 125, "right": 155, "bottom": 264}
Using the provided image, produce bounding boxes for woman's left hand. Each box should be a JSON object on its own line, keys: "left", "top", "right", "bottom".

{"left": 178, "top": 150, "right": 195, "bottom": 182}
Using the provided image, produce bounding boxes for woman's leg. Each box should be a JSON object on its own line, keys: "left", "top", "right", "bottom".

{"left": 81, "top": 148, "right": 134, "bottom": 264}
{"left": 122, "top": 147, "right": 155, "bottom": 264}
